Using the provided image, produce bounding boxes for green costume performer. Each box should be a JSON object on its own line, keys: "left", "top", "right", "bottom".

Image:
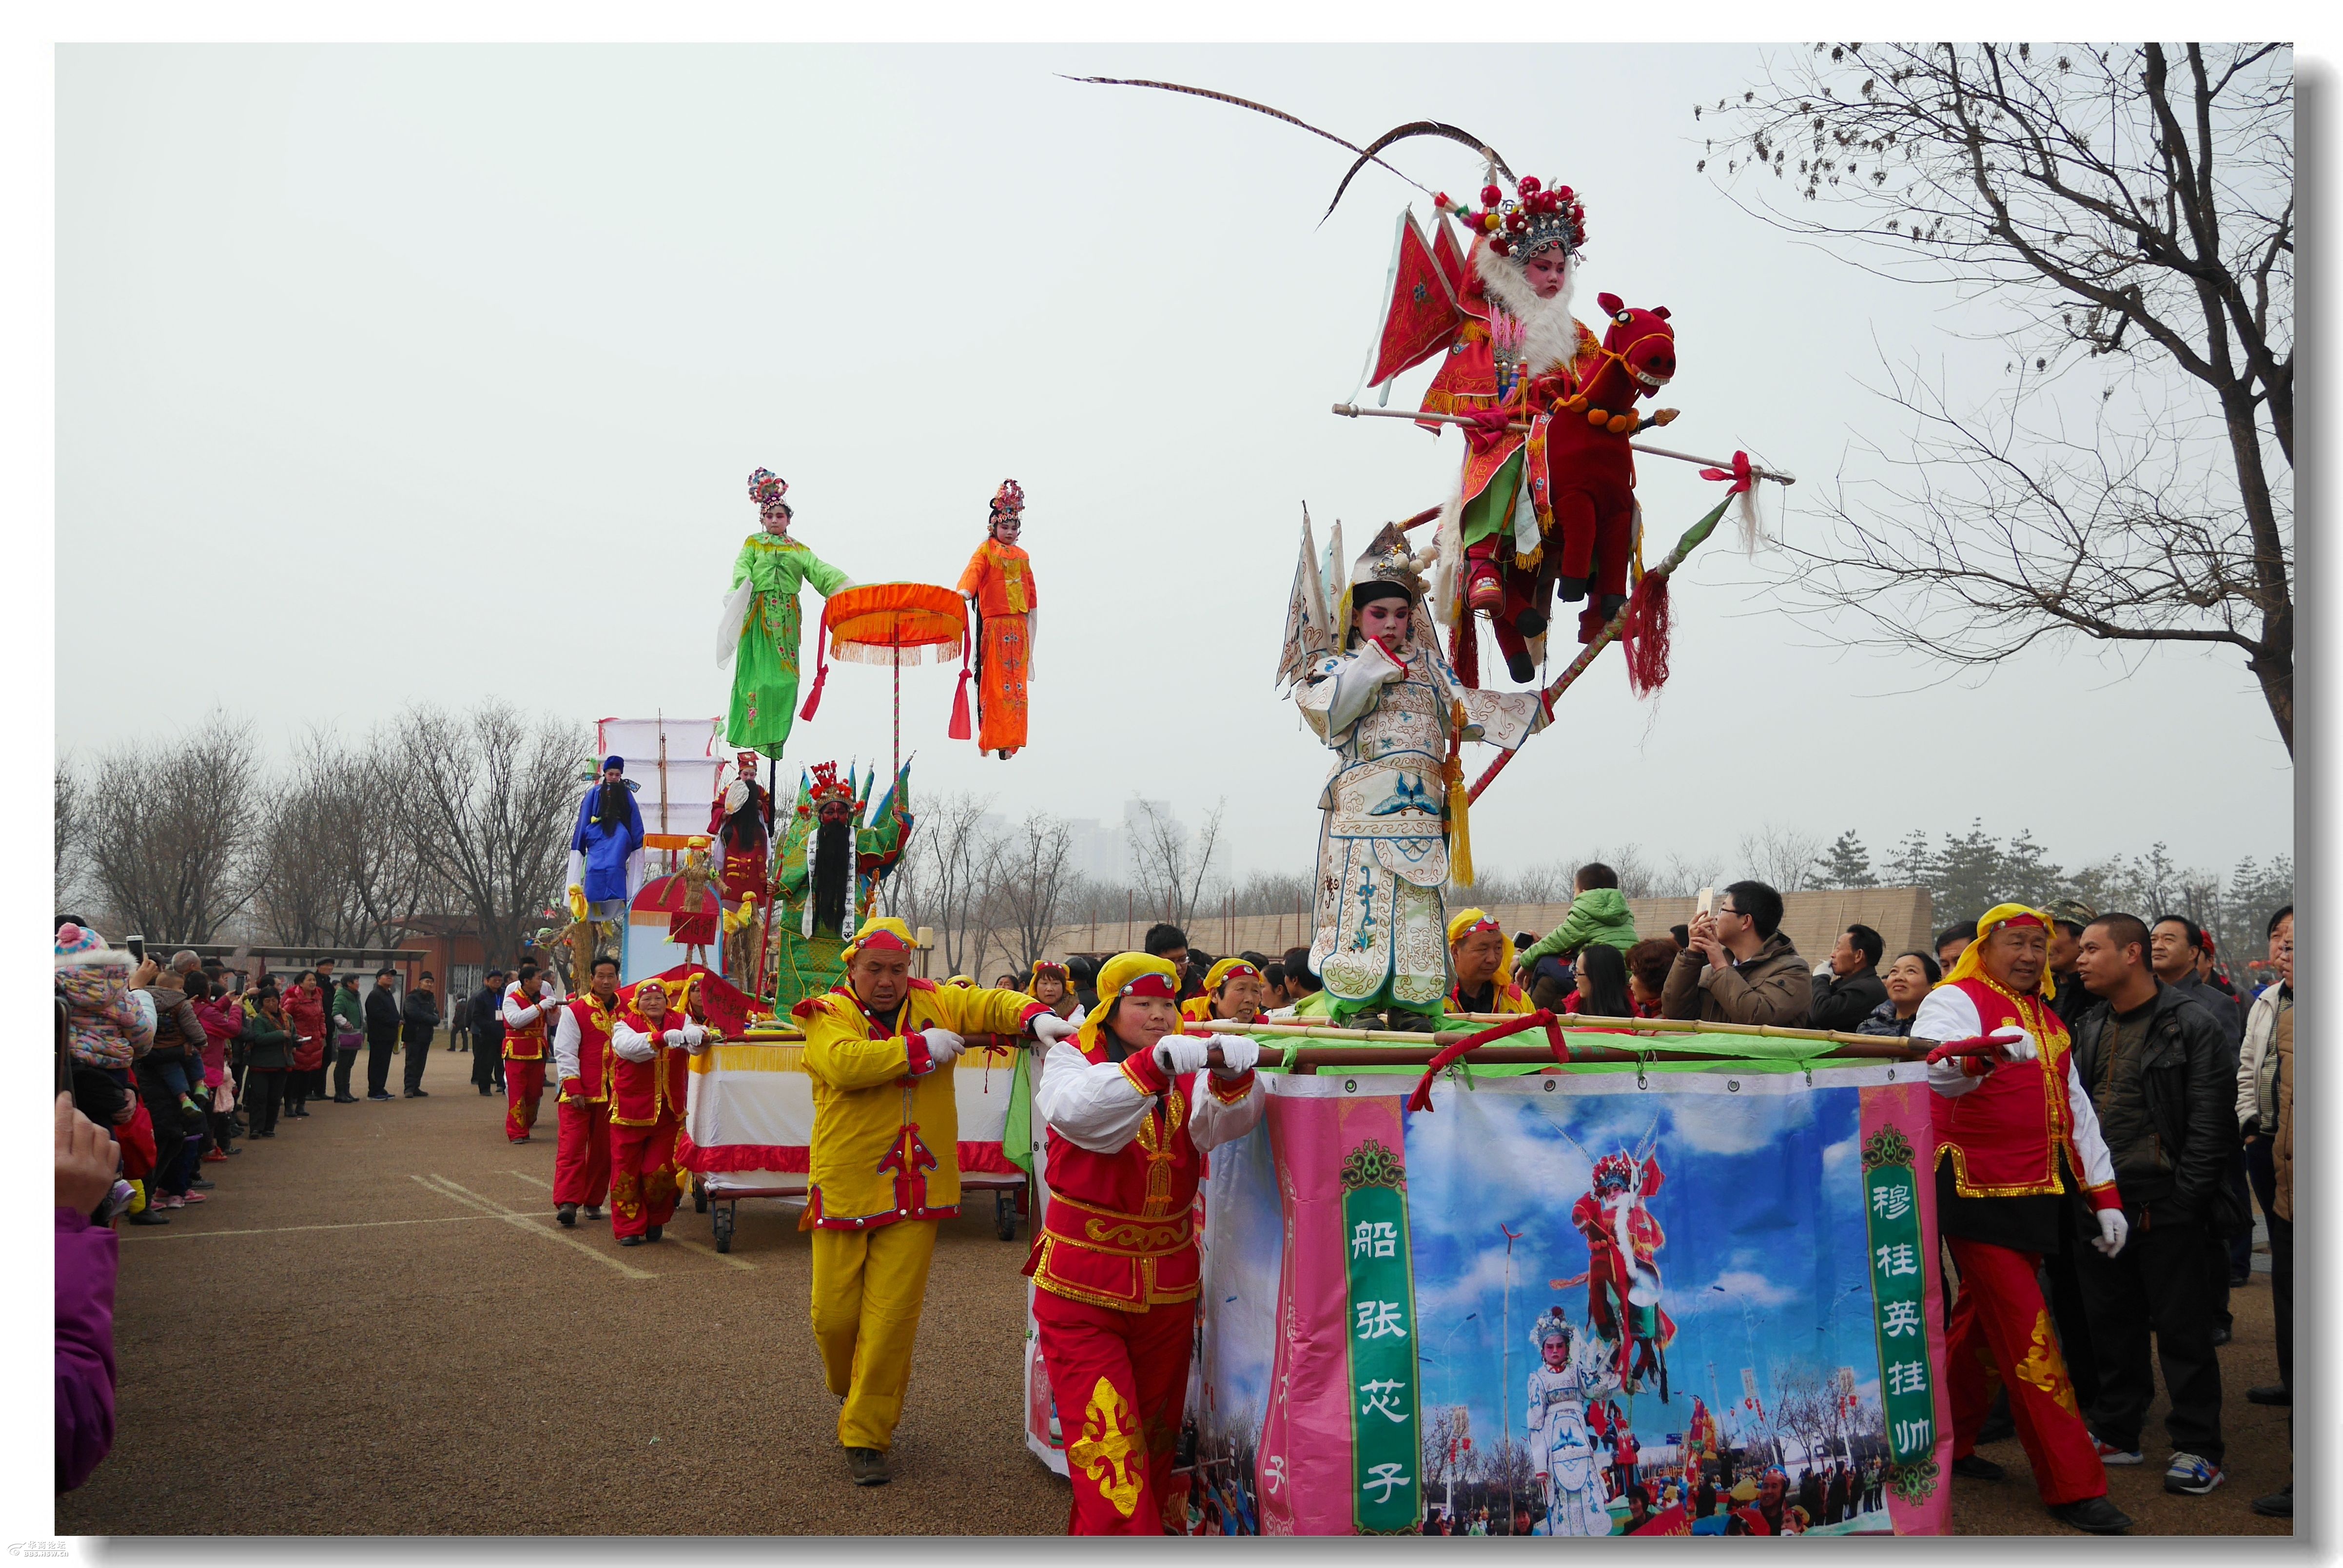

{"left": 760, "top": 758, "right": 915, "bottom": 1011}
{"left": 719, "top": 469, "right": 854, "bottom": 759}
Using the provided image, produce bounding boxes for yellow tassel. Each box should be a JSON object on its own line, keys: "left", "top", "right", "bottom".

{"left": 1445, "top": 706, "right": 1474, "bottom": 888}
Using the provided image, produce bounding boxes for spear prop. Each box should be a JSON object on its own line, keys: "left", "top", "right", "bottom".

{"left": 1467, "top": 453, "right": 1754, "bottom": 803}
{"left": 1331, "top": 402, "right": 1796, "bottom": 486}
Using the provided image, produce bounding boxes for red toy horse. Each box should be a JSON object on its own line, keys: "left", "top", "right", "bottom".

{"left": 1531, "top": 293, "right": 1678, "bottom": 644}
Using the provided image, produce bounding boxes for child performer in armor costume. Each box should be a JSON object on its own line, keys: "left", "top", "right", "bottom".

{"left": 1295, "top": 525, "right": 1547, "bottom": 1028}
{"left": 1526, "top": 1312, "right": 1614, "bottom": 1537}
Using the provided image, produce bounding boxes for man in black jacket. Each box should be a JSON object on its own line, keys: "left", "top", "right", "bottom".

{"left": 363, "top": 968, "right": 403, "bottom": 1101}
{"left": 469, "top": 968, "right": 507, "bottom": 1096}
{"left": 2067, "top": 913, "right": 2238, "bottom": 1498}
{"left": 401, "top": 971, "right": 441, "bottom": 1097}
{"left": 1808, "top": 923, "right": 1886, "bottom": 1032}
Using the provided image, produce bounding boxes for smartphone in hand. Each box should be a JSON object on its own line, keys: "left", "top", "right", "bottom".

{"left": 1694, "top": 888, "right": 1714, "bottom": 919}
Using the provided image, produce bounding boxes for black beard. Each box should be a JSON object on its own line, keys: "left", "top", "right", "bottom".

{"left": 811, "top": 817, "right": 852, "bottom": 937}
{"left": 722, "top": 794, "right": 765, "bottom": 854}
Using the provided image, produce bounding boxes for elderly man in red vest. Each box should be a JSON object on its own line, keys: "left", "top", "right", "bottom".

{"left": 499, "top": 960, "right": 557, "bottom": 1143}
{"left": 1916, "top": 903, "right": 2131, "bottom": 1534}
{"left": 549, "top": 955, "right": 620, "bottom": 1227}
{"left": 1028, "top": 951, "right": 1267, "bottom": 1534}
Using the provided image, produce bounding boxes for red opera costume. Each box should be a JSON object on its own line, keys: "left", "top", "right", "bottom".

{"left": 957, "top": 480, "right": 1037, "bottom": 758}
{"left": 1915, "top": 906, "right": 2123, "bottom": 1512}
{"left": 1027, "top": 955, "right": 1265, "bottom": 1534}
{"left": 500, "top": 978, "right": 558, "bottom": 1143}
{"left": 708, "top": 750, "right": 771, "bottom": 904}
{"left": 550, "top": 990, "right": 617, "bottom": 1214}
{"left": 607, "top": 977, "right": 713, "bottom": 1241}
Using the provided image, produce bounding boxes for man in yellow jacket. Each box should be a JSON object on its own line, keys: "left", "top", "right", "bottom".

{"left": 795, "top": 915, "right": 1080, "bottom": 1485}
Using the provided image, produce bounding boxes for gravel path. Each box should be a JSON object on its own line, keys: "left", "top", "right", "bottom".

{"left": 60, "top": 1040, "right": 2290, "bottom": 1537}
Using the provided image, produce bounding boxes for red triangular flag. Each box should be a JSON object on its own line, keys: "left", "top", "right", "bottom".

{"left": 1431, "top": 207, "right": 1465, "bottom": 296}
{"left": 1367, "top": 209, "right": 1463, "bottom": 389}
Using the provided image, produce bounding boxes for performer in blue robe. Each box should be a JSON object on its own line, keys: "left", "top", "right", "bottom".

{"left": 567, "top": 755, "right": 646, "bottom": 921}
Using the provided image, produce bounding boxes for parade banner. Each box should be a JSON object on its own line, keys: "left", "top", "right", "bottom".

{"left": 1184, "top": 1064, "right": 1954, "bottom": 1537}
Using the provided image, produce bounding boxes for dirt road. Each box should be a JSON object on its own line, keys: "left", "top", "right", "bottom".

{"left": 60, "top": 1042, "right": 2290, "bottom": 1536}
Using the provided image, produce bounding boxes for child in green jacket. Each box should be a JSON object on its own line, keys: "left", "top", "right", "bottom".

{"left": 1519, "top": 863, "right": 1640, "bottom": 968}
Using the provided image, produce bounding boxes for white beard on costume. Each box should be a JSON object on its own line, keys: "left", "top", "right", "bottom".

{"left": 1474, "top": 243, "right": 1585, "bottom": 375}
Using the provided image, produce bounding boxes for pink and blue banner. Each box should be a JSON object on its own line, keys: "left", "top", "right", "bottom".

{"left": 1187, "top": 1064, "right": 1954, "bottom": 1537}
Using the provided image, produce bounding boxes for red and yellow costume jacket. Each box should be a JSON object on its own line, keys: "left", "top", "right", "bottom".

{"left": 1417, "top": 249, "right": 1604, "bottom": 514}
{"left": 1024, "top": 1035, "right": 1266, "bottom": 1313}
{"left": 608, "top": 998, "right": 712, "bottom": 1128}
{"left": 501, "top": 981, "right": 555, "bottom": 1062}
{"left": 793, "top": 978, "right": 1046, "bottom": 1231}
{"left": 957, "top": 538, "right": 1036, "bottom": 618}
{"left": 1917, "top": 975, "right": 2121, "bottom": 1208}
{"left": 553, "top": 992, "right": 617, "bottom": 1103}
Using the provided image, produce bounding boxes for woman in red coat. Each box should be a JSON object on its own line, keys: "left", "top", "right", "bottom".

{"left": 281, "top": 971, "right": 329, "bottom": 1119}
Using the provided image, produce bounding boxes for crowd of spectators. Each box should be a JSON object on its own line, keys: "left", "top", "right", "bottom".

{"left": 53, "top": 917, "right": 450, "bottom": 1493}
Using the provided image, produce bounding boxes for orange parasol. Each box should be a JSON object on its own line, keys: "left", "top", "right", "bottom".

{"left": 798, "top": 581, "right": 972, "bottom": 773}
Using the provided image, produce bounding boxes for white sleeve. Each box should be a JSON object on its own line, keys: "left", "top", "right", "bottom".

{"left": 566, "top": 849, "right": 585, "bottom": 890}
{"left": 1913, "top": 987, "right": 1985, "bottom": 1097}
{"left": 625, "top": 845, "right": 646, "bottom": 900}
{"left": 1024, "top": 608, "right": 1038, "bottom": 684}
{"left": 680, "top": 1020, "right": 709, "bottom": 1053}
{"left": 1186, "top": 1072, "right": 1266, "bottom": 1153}
{"left": 718, "top": 581, "right": 754, "bottom": 665}
{"left": 2236, "top": 994, "right": 2272, "bottom": 1129}
{"left": 1032, "top": 1040, "right": 1154, "bottom": 1154}
{"left": 1295, "top": 644, "right": 1399, "bottom": 742}
{"left": 551, "top": 1006, "right": 582, "bottom": 1085}
{"left": 501, "top": 987, "right": 544, "bottom": 1029}
{"left": 2063, "top": 1053, "right": 2119, "bottom": 1193}
{"left": 611, "top": 1021, "right": 657, "bottom": 1063}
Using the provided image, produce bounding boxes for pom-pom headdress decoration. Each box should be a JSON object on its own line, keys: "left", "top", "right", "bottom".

{"left": 989, "top": 480, "right": 1025, "bottom": 522}
{"left": 748, "top": 468, "right": 789, "bottom": 507}
{"left": 1457, "top": 174, "right": 1586, "bottom": 263}
{"left": 1591, "top": 1151, "right": 1639, "bottom": 1194}
{"left": 805, "top": 762, "right": 855, "bottom": 812}
{"left": 1531, "top": 1306, "right": 1574, "bottom": 1351}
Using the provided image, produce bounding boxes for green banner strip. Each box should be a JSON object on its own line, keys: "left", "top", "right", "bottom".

{"left": 1341, "top": 1140, "right": 1420, "bottom": 1533}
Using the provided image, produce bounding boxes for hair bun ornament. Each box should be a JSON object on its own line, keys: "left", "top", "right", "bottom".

{"left": 990, "top": 479, "right": 1026, "bottom": 518}
{"left": 748, "top": 467, "right": 789, "bottom": 505}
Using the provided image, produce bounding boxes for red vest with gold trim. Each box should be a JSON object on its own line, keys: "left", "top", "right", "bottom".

{"left": 502, "top": 983, "right": 549, "bottom": 1062}
{"left": 1024, "top": 1043, "right": 1234, "bottom": 1313}
{"left": 560, "top": 995, "right": 617, "bottom": 1103}
{"left": 610, "top": 1010, "right": 696, "bottom": 1128}
{"left": 1930, "top": 976, "right": 2080, "bottom": 1199}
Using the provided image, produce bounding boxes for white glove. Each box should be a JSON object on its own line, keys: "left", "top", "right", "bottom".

{"left": 1208, "top": 1035, "right": 1260, "bottom": 1076}
{"left": 1031, "top": 1014, "right": 1080, "bottom": 1047}
{"left": 661, "top": 1029, "right": 685, "bottom": 1046}
{"left": 1154, "top": 1037, "right": 1213, "bottom": 1076}
{"left": 1990, "top": 1027, "right": 2038, "bottom": 1063}
{"left": 2091, "top": 1207, "right": 2128, "bottom": 1258}
{"left": 918, "top": 1029, "right": 965, "bottom": 1069}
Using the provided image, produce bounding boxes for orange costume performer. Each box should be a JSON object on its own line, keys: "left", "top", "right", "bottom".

{"left": 794, "top": 916, "right": 1059, "bottom": 1460}
{"left": 607, "top": 975, "right": 713, "bottom": 1244}
{"left": 1915, "top": 904, "right": 2128, "bottom": 1526}
{"left": 549, "top": 980, "right": 617, "bottom": 1220}
{"left": 1027, "top": 953, "right": 1266, "bottom": 1534}
{"left": 499, "top": 971, "right": 558, "bottom": 1143}
{"left": 957, "top": 479, "right": 1037, "bottom": 759}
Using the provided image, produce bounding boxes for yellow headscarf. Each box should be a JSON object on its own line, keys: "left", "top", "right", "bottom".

{"left": 1446, "top": 907, "right": 1516, "bottom": 987}
{"left": 1937, "top": 902, "right": 2055, "bottom": 1002}
{"left": 1027, "top": 959, "right": 1070, "bottom": 995}
{"left": 841, "top": 915, "right": 916, "bottom": 966}
{"left": 1076, "top": 952, "right": 1181, "bottom": 1055}
{"left": 1202, "top": 956, "right": 1261, "bottom": 994}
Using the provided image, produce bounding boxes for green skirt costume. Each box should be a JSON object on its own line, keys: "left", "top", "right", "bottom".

{"left": 725, "top": 533, "right": 850, "bottom": 759}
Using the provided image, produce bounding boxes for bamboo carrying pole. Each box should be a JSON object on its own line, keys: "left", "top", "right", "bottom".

{"left": 1180, "top": 1012, "right": 1936, "bottom": 1061}
{"left": 1331, "top": 403, "right": 1797, "bottom": 486}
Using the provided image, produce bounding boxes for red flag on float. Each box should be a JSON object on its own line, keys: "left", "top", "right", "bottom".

{"left": 1364, "top": 208, "right": 1463, "bottom": 392}
{"left": 1430, "top": 205, "right": 1466, "bottom": 297}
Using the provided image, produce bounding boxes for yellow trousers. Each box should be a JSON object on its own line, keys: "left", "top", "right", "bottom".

{"left": 810, "top": 1220, "right": 938, "bottom": 1451}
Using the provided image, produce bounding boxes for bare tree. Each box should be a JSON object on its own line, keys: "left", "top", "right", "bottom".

{"left": 55, "top": 760, "right": 86, "bottom": 915}
{"left": 886, "top": 791, "right": 997, "bottom": 976}
{"left": 253, "top": 730, "right": 439, "bottom": 951}
{"left": 382, "top": 701, "right": 579, "bottom": 969}
{"left": 83, "top": 712, "right": 267, "bottom": 940}
{"left": 1737, "top": 824, "right": 1827, "bottom": 893}
{"left": 1659, "top": 852, "right": 1727, "bottom": 898}
{"left": 1707, "top": 44, "right": 2293, "bottom": 750}
{"left": 979, "top": 811, "right": 1077, "bottom": 975}
{"left": 1128, "top": 797, "right": 1226, "bottom": 929}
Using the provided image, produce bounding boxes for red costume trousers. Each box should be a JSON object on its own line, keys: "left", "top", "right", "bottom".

{"left": 504, "top": 1058, "right": 545, "bottom": 1142}
{"left": 552, "top": 1098, "right": 611, "bottom": 1209}
{"left": 1033, "top": 1288, "right": 1196, "bottom": 1535}
{"left": 609, "top": 1116, "right": 681, "bottom": 1241}
{"left": 1945, "top": 1236, "right": 2106, "bottom": 1506}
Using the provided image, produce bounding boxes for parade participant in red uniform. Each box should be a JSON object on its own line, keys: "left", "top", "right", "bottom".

{"left": 549, "top": 954, "right": 620, "bottom": 1228}
{"left": 607, "top": 974, "right": 712, "bottom": 1246}
{"left": 1178, "top": 957, "right": 1264, "bottom": 1025}
{"left": 797, "top": 916, "right": 1073, "bottom": 1486}
{"left": 499, "top": 960, "right": 556, "bottom": 1144}
{"left": 1916, "top": 903, "right": 2132, "bottom": 1534}
{"left": 1028, "top": 951, "right": 1267, "bottom": 1534}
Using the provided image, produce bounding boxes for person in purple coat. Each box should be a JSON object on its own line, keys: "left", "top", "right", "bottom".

{"left": 57, "top": 1091, "right": 121, "bottom": 1492}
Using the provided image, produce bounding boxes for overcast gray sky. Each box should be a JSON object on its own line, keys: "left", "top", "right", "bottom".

{"left": 53, "top": 43, "right": 2295, "bottom": 883}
